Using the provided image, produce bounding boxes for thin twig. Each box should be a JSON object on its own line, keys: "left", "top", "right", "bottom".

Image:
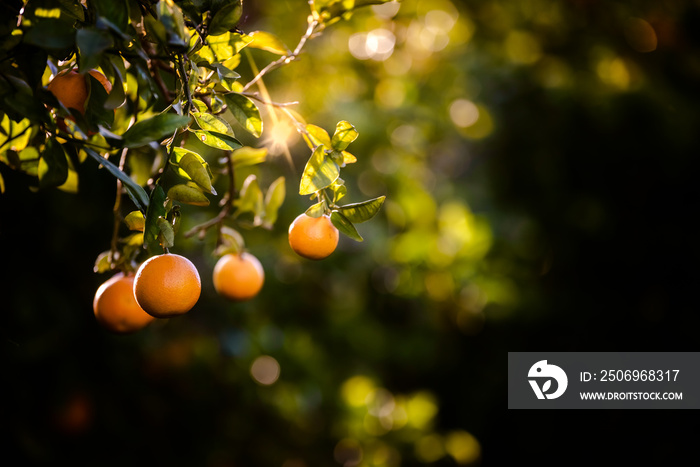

{"left": 241, "top": 17, "right": 320, "bottom": 92}
{"left": 176, "top": 54, "right": 195, "bottom": 114}
{"left": 240, "top": 92, "right": 299, "bottom": 108}
{"left": 149, "top": 60, "right": 174, "bottom": 101}
{"left": 109, "top": 147, "right": 129, "bottom": 265}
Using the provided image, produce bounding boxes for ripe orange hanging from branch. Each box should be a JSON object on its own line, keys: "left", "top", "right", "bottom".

{"left": 93, "top": 273, "right": 155, "bottom": 333}
{"left": 288, "top": 213, "right": 339, "bottom": 260}
{"left": 47, "top": 69, "right": 112, "bottom": 115}
{"left": 133, "top": 254, "right": 201, "bottom": 318}
{"left": 213, "top": 252, "right": 265, "bottom": 302}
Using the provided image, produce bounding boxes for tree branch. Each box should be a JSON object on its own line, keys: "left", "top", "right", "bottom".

{"left": 184, "top": 153, "right": 237, "bottom": 240}
{"left": 109, "top": 148, "right": 129, "bottom": 266}
{"left": 241, "top": 17, "right": 320, "bottom": 92}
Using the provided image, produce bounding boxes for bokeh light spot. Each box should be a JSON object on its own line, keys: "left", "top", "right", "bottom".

{"left": 406, "top": 391, "right": 438, "bottom": 429}
{"left": 415, "top": 434, "right": 445, "bottom": 463}
{"left": 364, "top": 413, "right": 390, "bottom": 436}
{"left": 334, "top": 439, "right": 363, "bottom": 467}
{"left": 449, "top": 99, "right": 479, "bottom": 128}
{"left": 367, "top": 388, "right": 396, "bottom": 417}
{"left": 375, "top": 78, "right": 407, "bottom": 108}
{"left": 505, "top": 30, "right": 542, "bottom": 65}
{"left": 349, "top": 29, "right": 396, "bottom": 61}
{"left": 425, "top": 9, "right": 457, "bottom": 34}
{"left": 596, "top": 56, "right": 631, "bottom": 90}
{"left": 424, "top": 271, "right": 455, "bottom": 301}
{"left": 250, "top": 355, "right": 280, "bottom": 386}
{"left": 458, "top": 104, "right": 494, "bottom": 139}
{"left": 445, "top": 430, "right": 481, "bottom": 465}
{"left": 342, "top": 375, "right": 375, "bottom": 407}
{"left": 372, "top": 1, "right": 401, "bottom": 19}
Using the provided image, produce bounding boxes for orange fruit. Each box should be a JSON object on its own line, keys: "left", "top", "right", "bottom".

{"left": 93, "top": 273, "right": 155, "bottom": 333}
{"left": 47, "top": 69, "right": 112, "bottom": 115}
{"left": 288, "top": 213, "right": 339, "bottom": 260}
{"left": 133, "top": 253, "right": 201, "bottom": 318}
{"left": 213, "top": 252, "right": 265, "bottom": 301}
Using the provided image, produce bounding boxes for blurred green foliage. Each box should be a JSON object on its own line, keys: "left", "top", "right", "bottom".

{"left": 3, "top": 0, "right": 700, "bottom": 464}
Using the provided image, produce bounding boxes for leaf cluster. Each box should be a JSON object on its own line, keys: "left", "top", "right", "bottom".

{"left": 299, "top": 120, "right": 385, "bottom": 242}
{"left": 1, "top": 0, "right": 391, "bottom": 267}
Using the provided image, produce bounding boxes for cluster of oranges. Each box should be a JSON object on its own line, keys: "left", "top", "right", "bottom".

{"left": 94, "top": 214, "right": 339, "bottom": 333}
{"left": 49, "top": 70, "right": 343, "bottom": 333}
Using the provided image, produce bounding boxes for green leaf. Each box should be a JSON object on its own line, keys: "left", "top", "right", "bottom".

{"left": 144, "top": 14, "right": 168, "bottom": 46}
{"left": 191, "top": 130, "right": 242, "bottom": 151}
{"left": 58, "top": 0, "right": 86, "bottom": 21}
{"left": 85, "top": 73, "right": 114, "bottom": 129}
{"left": 124, "top": 232, "right": 144, "bottom": 246}
{"left": 262, "top": 176, "right": 285, "bottom": 228}
{"left": 234, "top": 174, "right": 263, "bottom": 217}
{"left": 214, "top": 63, "right": 241, "bottom": 89}
{"left": 144, "top": 185, "right": 167, "bottom": 253}
{"left": 102, "top": 54, "right": 127, "bottom": 110}
{"left": 157, "top": 0, "right": 188, "bottom": 51}
{"left": 247, "top": 31, "right": 290, "bottom": 55}
{"left": 177, "top": 0, "right": 202, "bottom": 24}
{"left": 224, "top": 93, "right": 262, "bottom": 137}
{"left": 299, "top": 145, "right": 339, "bottom": 195}
{"left": 157, "top": 217, "right": 175, "bottom": 248}
{"left": 305, "top": 124, "right": 332, "bottom": 148}
{"left": 125, "top": 211, "right": 145, "bottom": 231}
{"left": 0, "top": 115, "right": 32, "bottom": 153}
{"left": 121, "top": 113, "right": 191, "bottom": 148}
{"left": 18, "top": 147, "right": 41, "bottom": 177}
{"left": 342, "top": 151, "right": 357, "bottom": 165}
{"left": 330, "top": 179, "right": 347, "bottom": 203}
{"left": 208, "top": 32, "right": 252, "bottom": 61}
{"left": 331, "top": 211, "right": 363, "bottom": 242}
{"left": 214, "top": 226, "right": 244, "bottom": 256}
{"left": 329, "top": 149, "right": 344, "bottom": 166}
{"left": 83, "top": 147, "right": 149, "bottom": 213}
{"left": 24, "top": 19, "right": 76, "bottom": 50}
{"left": 4, "top": 88, "right": 49, "bottom": 124}
{"left": 93, "top": 251, "right": 112, "bottom": 273}
{"left": 331, "top": 120, "right": 358, "bottom": 151}
{"left": 191, "top": 99, "right": 209, "bottom": 113}
{"left": 337, "top": 195, "right": 385, "bottom": 223}
{"left": 231, "top": 146, "right": 267, "bottom": 168}
{"left": 76, "top": 28, "right": 114, "bottom": 72}
{"left": 171, "top": 147, "right": 214, "bottom": 193}
{"left": 305, "top": 201, "right": 326, "bottom": 218}
{"left": 38, "top": 139, "right": 69, "bottom": 189}
{"left": 208, "top": 1, "right": 243, "bottom": 36}
{"left": 193, "top": 112, "right": 234, "bottom": 136}
{"left": 167, "top": 182, "right": 211, "bottom": 206}
{"left": 57, "top": 166, "right": 79, "bottom": 193}
{"left": 93, "top": 0, "right": 129, "bottom": 33}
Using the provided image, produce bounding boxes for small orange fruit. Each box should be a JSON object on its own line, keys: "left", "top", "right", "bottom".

{"left": 288, "top": 213, "right": 339, "bottom": 260}
{"left": 93, "top": 273, "right": 155, "bottom": 333}
{"left": 213, "top": 252, "right": 265, "bottom": 301}
{"left": 133, "top": 253, "right": 201, "bottom": 318}
{"left": 47, "top": 69, "right": 112, "bottom": 115}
